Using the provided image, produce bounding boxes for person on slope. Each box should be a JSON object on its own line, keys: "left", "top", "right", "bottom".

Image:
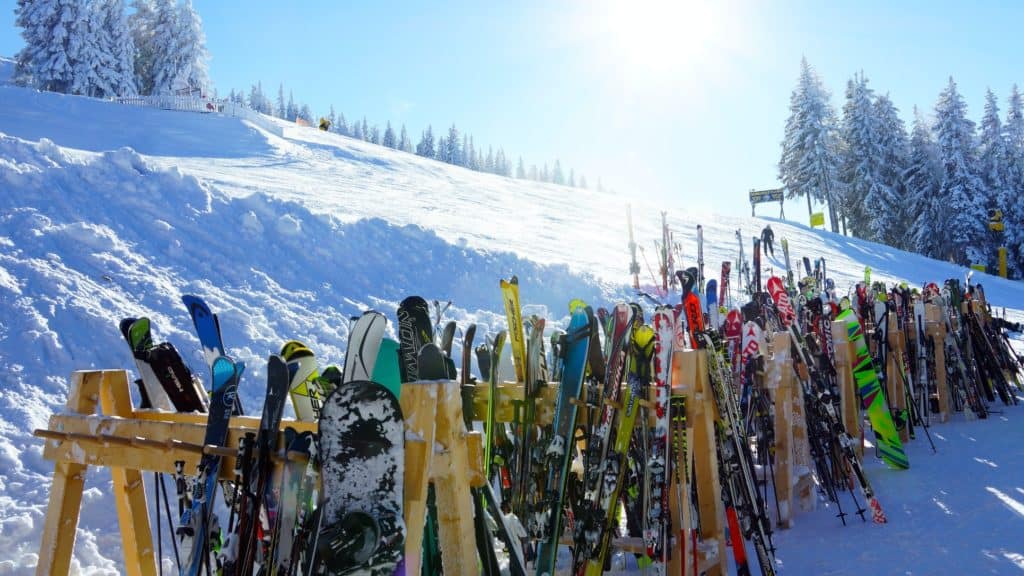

{"left": 761, "top": 225, "right": 775, "bottom": 257}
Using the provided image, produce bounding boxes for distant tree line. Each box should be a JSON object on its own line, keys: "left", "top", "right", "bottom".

{"left": 13, "top": 0, "right": 209, "bottom": 98}
{"left": 231, "top": 82, "right": 598, "bottom": 189}
{"left": 780, "top": 57, "right": 1024, "bottom": 278}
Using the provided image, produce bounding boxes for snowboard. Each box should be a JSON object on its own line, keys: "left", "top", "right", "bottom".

{"left": 317, "top": 380, "right": 405, "bottom": 574}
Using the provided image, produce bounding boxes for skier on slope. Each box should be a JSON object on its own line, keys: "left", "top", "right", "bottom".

{"left": 761, "top": 225, "right": 775, "bottom": 257}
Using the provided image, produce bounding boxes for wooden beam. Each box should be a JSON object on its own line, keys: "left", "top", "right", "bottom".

{"left": 37, "top": 371, "right": 102, "bottom": 576}
{"left": 399, "top": 384, "right": 438, "bottom": 576}
{"left": 432, "top": 382, "right": 479, "bottom": 576}
{"left": 98, "top": 371, "right": 155, "bottom": 576}
{"left": 770, "top": 332, "right": 794, "bottom": 528}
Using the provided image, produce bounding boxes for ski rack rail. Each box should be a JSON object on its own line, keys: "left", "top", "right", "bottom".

{"left": 35, "top": 337, "right": 858, "bottom": 576}
{"left": 33, "top": 371, "right": 488, "bottom": 576}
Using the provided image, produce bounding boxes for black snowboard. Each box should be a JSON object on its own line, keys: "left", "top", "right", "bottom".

{"left": 316, "top": 381, "right": 405, "bottom": 574}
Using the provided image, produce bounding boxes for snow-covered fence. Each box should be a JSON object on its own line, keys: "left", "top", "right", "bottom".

{"left": 115, "top": 94, "right": 218, "bottom": 113}
{"left": 112, "top": 95, "right": 285, "bottom": 138}
{"left": 218, "top": 102, "right": 285, "bottom": 138}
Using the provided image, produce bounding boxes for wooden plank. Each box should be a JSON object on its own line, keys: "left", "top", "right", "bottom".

{"left": 926, "top": 304, "right": 951, "bottom": 422}
{"left": 832, "top": 322, "right": 862, "bottom": 459}
{"left": 673, "top": 350, "right": 724, "bottom": 576}
{"left": 771, "top": 332, "right": 794, "bottom": 528}
{"left": 37, "top": 371, "right": 102, "bottom": 576}
{"left": 399, "top": 383, "right": 438, "bottom": 576}
{"left": 98, "top": 371, "right": 155, "bottom": 576}
{"left": 887, "top": 314, "right": 909, "bottom": 443}
{"left": 432, "top": 381, "right": 479, "bottom": 576}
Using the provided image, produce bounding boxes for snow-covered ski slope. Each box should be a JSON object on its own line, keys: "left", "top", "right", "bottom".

{"left": 1, "top": 85, "right": 1023, "bottom": 574}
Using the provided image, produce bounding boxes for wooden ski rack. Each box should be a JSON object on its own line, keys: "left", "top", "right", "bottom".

{"left": 34, "top": 370, "right": 486, "bottom": 576}
{"left": 37, "top": 343, "right": 825, "bottom": 576}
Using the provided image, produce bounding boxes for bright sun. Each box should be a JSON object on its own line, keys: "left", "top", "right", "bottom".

{"left": 587, "top": 0, "right": 725, "bottom": 85}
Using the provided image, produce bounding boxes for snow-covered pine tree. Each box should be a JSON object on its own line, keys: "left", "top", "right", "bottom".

{"left": 541, "top": 163, "right": 550, "bottom": 183}
{"left": 416, "top": 125, "right": 434, "bottom": 157}
{"left": 336, "top": 112, "right": 349, "bottom": 136}
{"left": 101, "top": 0, "right": 137, "bottom": 96}
{"left": 69, "top": 0, "right": 106, "bottom": 97}
{"left": 569, "top": 169, "right": 575, "bottom": 187}
{"left": 436, "top": 135, "right": 448, "bottom": 162}
{"left": 497, "top": 148, "right": 509, "bottom": 176}
{"left": 553, "top": 160, "right": 564, "bottom": 185}
{"left": 465, "top": 136, "right": 476, "bottom": 169}
{"left": 934, "top": 77, "right": 989, "bottom": 266}
{"left": 149, "top": 0, "right": 181, "bottom": 94}
{"left": 352, "top": 118, "right": 364, "bottom": 140}
{"left": 978, "top": 89, "right": 1009, "bottom": 272}
{"left": 128, "top": 0, "right": 155, "bottom": 94}
{"left": 399, "top": 124, "right": 411, "bottom": 152}
{"left": 286, "top": 92, "right": 297, "bottom": 121}
{"left": 277, "top": 84, "right": 286, "bottom": 118}
{"left": 1005, "top": 86, "right": 1024, "bottom": 276}
{"left": 870, "top": 94, "right": 911, "bottom": 247}
{"left": 529, "top": 164, "right": 538, "bottom": 181}
{"left": 327, "top": 105, "right": 336, "bottom": 131}
{"left": 446, "top": 124, "right": 460, "bottom": 165}
{"left": 905, "top": 107, "right": 946, "bottom": 258}
{"left": 579, "top": 174, "right": 587, "bottom": 189}
{"left": 779, "top": 57, "right": 843, "bottom": 232}
{"left": 485, "top": 147, "right": 494, "bottom": 173}
{"left": 516, "top": 156, "right": 526, "bottom": 179}
{"left": 14, "top": 0, "right": 77, "bottom": 92}
{"left": 299, "top": 104, "right": 312, "bottom": 123}
{"left": 839, "top": 72, "right": 880, "bottom": 238}
{"left": 369, "top": 124, "right": 380, "bottom": 145}
{"left": 383, "top": 121, "right": 396, "bottom": 148}
{"left": 361, "top": 117, "right": 369, "bottom": 141}
{"left": 173, "top": 0, "right": 208, "bottom": 95}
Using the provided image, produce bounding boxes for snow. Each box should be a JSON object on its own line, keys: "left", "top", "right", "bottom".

{"left": 0, "top": 84, "right": 1022, "bottom": 574}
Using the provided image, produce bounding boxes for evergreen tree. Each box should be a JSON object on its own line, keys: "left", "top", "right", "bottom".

{"left": 286, "top": 92, "right": 297, "bottom": 121}
{"left": 399, "top": 124, "right": 411, "bottom": 152}
{"left": 906, "top": 108, "right": 946, "bottom": 258}
{"left": 416, "top": 125, "right": 435, "bottom": 157}
{"left": 978, "top": 88, "right": 1008, "bottom": 271}
{"left": 446, "top": 124, "right": 461, "bottom": 165}
{"left": 298, "top": 104, "right": 312, "bottom": 123}
{"left": 14, "top": 0, "right": 77, "bottom": 92}
{"left": 569, "top": 169, "right": 575, "bottom": 187}
{"left": 337, "top": 112, "right": 349, "bottom": 136}
{"left": 779, "top": 57, "right": 843, "bottom": 232}
{"left": 128, "top": 0, "right": 156, "bottom": 94}
{"left": 462, "top": 134, "right": 472, "bottom": 168}
{"left": 69, "top": 0, "right": 106, "bottom": 97}
{"left": 327, "top": 105, "right": 336, "bottom": 131}
{"left": 173, "top": 0, "right": 208, "bottom": 95}
{"left": 436, "top": 135, "right": 448, "bottom": 162}
{"left": 148, "top": 0, "right": 180, "bottom": 94}
{"left": 541, "top": 163, "right": 549, "bottom": 182}
{"left": 552, "top": 160, "right": 564, "bottom": 185}
{"left": 277, "top": 84, "right": 286, "bottom": 118}
{"left": 466, "top": 136, "right": 477, "bottom": 169}
{"left": 871, "top": 94, "right": 911, "bottom": 247}
{"left": 498, "top": 148, "right": 510, "bottom": 176}
{"left": 580, "top": 174, "right": 587, "bottom": 189}
{"left": 485, "top": 147, "right": 494, "bottom": 173}
{"left": 516, "top": 156, "right": 526, "bottom": 179}
{"left": 352, "top": 118, "right": 364, "bottom": 140}
{"left": 370, "top": 124, "right": 381, "bottom": 145}
{"left": 1005, "top": 86, "right": 1024, "bottom": 276}
{"left": 361, "top": 117, "right": 369, "bottom": 141}
{"left": 103, "top": 0, "right": 137, "bottom": 96}
{"left": 383, "top": 121, "right": 396, "bottom": 148}
{"left": 838, "top": 72, "right": 881, "bottom": 238}
{"left": 934, "top": 77, "right": 989, "bottom": 265}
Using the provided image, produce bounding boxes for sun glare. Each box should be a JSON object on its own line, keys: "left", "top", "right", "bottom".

{"left": 594, "top": 0, "right": 722, "bottom": 82}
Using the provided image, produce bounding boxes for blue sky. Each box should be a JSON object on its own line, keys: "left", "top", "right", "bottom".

{"left": 3, "top": 0, "right": 1022, "bottom": 222}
